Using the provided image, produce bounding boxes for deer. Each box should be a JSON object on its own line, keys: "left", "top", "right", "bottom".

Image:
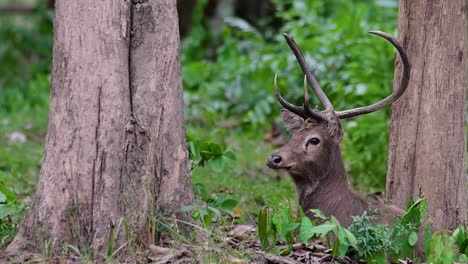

{"left": 267, "top": 31, "right": 410, "bottom": 227}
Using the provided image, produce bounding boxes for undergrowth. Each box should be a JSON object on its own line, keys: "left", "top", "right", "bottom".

{"left": 256, "top": 198, "right": 468, "bottom": 263}
{"left": 1, "top": 1, "right": 467, "bottom": 263}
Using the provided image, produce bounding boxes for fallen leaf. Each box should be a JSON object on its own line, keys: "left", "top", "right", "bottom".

{"left": 233, "top": 207, "right": 242, "bottom": 217}
{"left": 148, "top": 245, "right": 174, "bottom": 264}
{"left": 226, "top": 256, "right": 248, "bottom": 264}
{"left": 229, "top": 224, "right": 255, "bottom": 238}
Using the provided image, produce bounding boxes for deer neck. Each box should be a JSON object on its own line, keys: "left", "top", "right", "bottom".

{"left": 291, "top": 146, "right": 368, "bottom": 226}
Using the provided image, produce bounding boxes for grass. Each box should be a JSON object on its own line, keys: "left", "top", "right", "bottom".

{"left": 190, "top": 129, "right": 296, "bottom": 224}
{"left": 0, "top": 108, "right": 48, "bottom": 197}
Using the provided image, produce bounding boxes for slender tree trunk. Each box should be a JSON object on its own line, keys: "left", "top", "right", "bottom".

{"left": 3, "top": 0, "right": 192, "bottom": 258}
{"left": 177, "top": 0, "right": 198, "bottom": 37}
{"left": 386, "top": 0, "right": 467, "bottom": 229}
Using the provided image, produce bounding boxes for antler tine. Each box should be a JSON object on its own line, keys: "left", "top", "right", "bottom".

{"left": 274, "top": 74, "right": 308, "bottom": 119}
{"left": 303, "top": 75, "right": 328, "bottom": 122}
{"left": 282, "top": 33, "right": 334, "bottom": 112}
{"left": 335, "top": 31, "right": 411, "bottom": 119}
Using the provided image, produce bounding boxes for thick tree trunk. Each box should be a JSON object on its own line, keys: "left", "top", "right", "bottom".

{"left": 386, "top": 1, "right": 467, "bottom": 229}
{"left": 3, "top": 0, "right": 192, "bottom": 257}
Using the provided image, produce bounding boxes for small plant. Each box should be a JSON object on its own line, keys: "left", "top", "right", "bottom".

{"left": 424, "top": 225, "right": 468, "bottom": 264}
{"left": 256, "top": 198, "right": 429, "bottom": 261}
{"left": 0, "top": 185, "right": 25, "bottom": 248}
{"left": 301, "top": 210, "right": 358, "bottom": 257}
{"left": 187, "top": 136, "right": 237, "bottom": 172}
{"left": 64, "top": 244, "right": 93, "bottom": 262}
{"left": 257, "top": 201, "right": 301, "bottom": 254}
{"left": 347, "top": 211, "right": 390, "bottom": 261}
{"left": 181, "top": 183, "right": 239, "bottom": 228}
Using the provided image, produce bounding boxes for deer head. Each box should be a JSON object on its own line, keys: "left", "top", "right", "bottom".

{"left": 267, "top": 31, "right": 410, "bottom": 225}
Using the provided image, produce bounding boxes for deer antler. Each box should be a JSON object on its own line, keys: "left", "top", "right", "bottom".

{"left": 335, "top": 31, "right": 411, "bottom": 118}
{"left": 274, "top": 74, "right": 328, "bottom": 122}
{"left": 282, "top": 33, "right": 334, "bottom": 113}
{"left": 279, "top": 30, "right": 411, "bottom": 120}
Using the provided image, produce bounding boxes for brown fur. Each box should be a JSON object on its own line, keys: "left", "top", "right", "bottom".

{"left": 268, "top": 110, "right": 403, "bottom": 227}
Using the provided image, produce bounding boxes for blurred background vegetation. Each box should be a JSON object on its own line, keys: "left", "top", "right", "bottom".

{"left": 0, "top": 0, "right": 399, "bottom": 247}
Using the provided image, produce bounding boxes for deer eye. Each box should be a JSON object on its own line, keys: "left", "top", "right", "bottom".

{"left": 306, "top": 137, "right": 320, "bottom": 147}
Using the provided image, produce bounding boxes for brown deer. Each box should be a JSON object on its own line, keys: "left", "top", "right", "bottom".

{"left": 267, "top": 31, "right": 410, "bottom": 227}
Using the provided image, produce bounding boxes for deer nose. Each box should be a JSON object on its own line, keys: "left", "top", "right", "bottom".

{"left": 267, "top": 154, "right": 283, "bottom": 168}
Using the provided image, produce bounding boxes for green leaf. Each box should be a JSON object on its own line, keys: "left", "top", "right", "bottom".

{"left": 0, "top": 191, "right": 6, "bottom": 203}
{"left": 207, "top": 206, "right": 221, "bottom": 218}
{"left": 183, "top": 61, "right": 211, "bottom": 88}
{"left": 452, "top": 227, "right": 468, "bottom": 254}
{"left": 193, "top": 183, "right": 210, "bottom": 201}
{"left": 286, "top": 222, "right": 300, "bottom": 232}
{"left": 300, "top": 217, "right": 314, "bottom": 244}
{"left": 0, "top": 185, "right": 16, "bottom": 202}
{"left": 337, "top": 225, "right": 357, "bottom": 247}
{"left": 423, "top": 224, "right": 433, "bottom": 254}
{"left": 408, "top": 231, "right": 418, "bottom": 246}
{"left": 309, "top": 209, "right": 328, "bottom": 220}
{"left": 310, "top": 223, "right": 336, "bottom": 236}
{"left": 367, "top": 252, "right": 387, "bottom": 264}
{"left": 210, "top": 156, "right": 224, "bottom": 172}
{"left": 208, "top": 143, "right": 223, "bottom": 155}
{"left": 222, "top": 150, "right": 237, "bottom": 161}
{"left": 188, "top": 141, "right": 201, "bottom": 161}
{"left": 203, "top": 214, "right": 212, "bottom": 227}
{"left": 192, "top": 210, "right": 201, "bottom": 221}
{"left": 402, "top": 198, "right": 426, "bottom": 225}
{"left": 257, "top": 208, "right": 271, "bottom": 249}
{"left": 220, "top": 198, "right": 238, "bottom": 210}
{"left": 331, "top": 239, "right": 349, "bottom": 257}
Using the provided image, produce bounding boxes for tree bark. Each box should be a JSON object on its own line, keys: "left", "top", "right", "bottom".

{"left": 3, "top": 0, "right": 192, "bottom": 257}
{"left": 386, "top": 0, "right": 467, "bottom": 230}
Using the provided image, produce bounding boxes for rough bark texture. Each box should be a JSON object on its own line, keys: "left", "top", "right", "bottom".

{"left": 3, "top": 0, "right": 192, "bottom": 257}
{"left": 386, "top": 0, "right": 467, "bottom": 229}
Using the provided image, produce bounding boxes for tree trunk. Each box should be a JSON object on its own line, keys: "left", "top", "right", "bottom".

{"left": 3, "top": 0, "right": 192, "bottom": 257}
{"left": 386, "top": 0, "right": 467, "bottom": 230}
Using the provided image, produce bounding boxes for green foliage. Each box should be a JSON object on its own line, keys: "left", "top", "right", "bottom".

{"left": 0, "top": 6, "right": 52, "bottom": 114}
{"left": 181, "top": 183, "right": 239, "bottom": 228}
{"left": 424, "top": 225, "right": 468, "bottom": 264}
{"left": 0, "top": 185, "right": 25, "bottom": 248}
{"left": 182, "top": 0, "right": 399, "bottom": 192}
{"left": 347, "top": 212, "right": 390, "bottom": 260}
{"left": 257, "top": 198, "right": 466, "bottom": 262}
{"left": 2, "top": 1, "right": 465, "bottom": 262}
{"left": 388, "top": 198, "right": 426, "bottom": 260}
{"left": 0, "top": 3, "right": 55, "bottom": 249}
{"left": 187, "top": 135, "right": 237, "bottom": 172}
{"left": 256, "top": 201, "right": 301, "bottom": 254}
{"left": 256, "top": 198, "right": 464, "bottom": 262}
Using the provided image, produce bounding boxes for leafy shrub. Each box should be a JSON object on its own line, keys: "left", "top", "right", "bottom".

{"left": 0, "top": 6, "right": 53, "bottom": 114}
{"left": 184, "top": 138, "right": 239, "bottom": 227}
{"left": 181, "top": 183, "right": 239, "bottom": 228}
{"left": 255, "top": 198, "right": 467, "bottom": 262}
{"left": 0, "top": 185, "right": 25, "bottom": 248}
{"left": 187, "top": 135, "right": 237, "bottom": 173}
{"left": 424, "top": 225, "right": 468, "bottom": 264}
{"left": 182, "top": 0, "right": 399, "bottom": 192}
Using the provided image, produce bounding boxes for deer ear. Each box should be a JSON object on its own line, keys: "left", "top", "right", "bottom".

{"left": 280, "top": 109, "right": 303, "bottom": 134}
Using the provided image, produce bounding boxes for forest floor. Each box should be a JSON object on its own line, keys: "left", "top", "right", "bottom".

{"left": 1, "top": 107, "right": 341, "bottom": 263}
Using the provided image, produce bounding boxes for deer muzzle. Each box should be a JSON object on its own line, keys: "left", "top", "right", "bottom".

{"left": 267, "top": 154, "right": 283, "bottom": 169}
